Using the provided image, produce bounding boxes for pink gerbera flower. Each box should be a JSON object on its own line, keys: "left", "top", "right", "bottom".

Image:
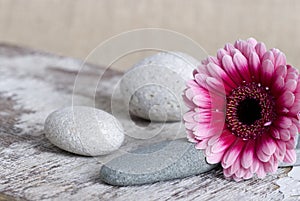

{"left": 183, "top": 38, "right": 300, "bottom": 181}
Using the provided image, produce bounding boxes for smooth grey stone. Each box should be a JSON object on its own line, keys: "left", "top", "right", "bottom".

{"left": 99, "top": 138, "right": 218, "bottom": 186}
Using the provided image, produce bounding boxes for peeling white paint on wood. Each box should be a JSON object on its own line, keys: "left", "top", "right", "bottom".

{"left": 276, "top": 167, "right": 300, "bottom": 200}
{"left": 0, "top": 44, "right": 296, "bottom": 201}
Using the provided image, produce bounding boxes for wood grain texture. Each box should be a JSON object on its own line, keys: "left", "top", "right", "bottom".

{"left": 0, "top": 44, "right": 295, "bottom": 201}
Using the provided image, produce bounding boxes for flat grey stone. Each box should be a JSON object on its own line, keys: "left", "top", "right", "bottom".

{"left": 99, "top": 138, "right": 218, "bottom": 186}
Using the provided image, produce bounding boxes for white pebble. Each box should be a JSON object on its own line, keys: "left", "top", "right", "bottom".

{"left": 44, "top": 106, "right": 124, "bottom": 156}
{"left": 120, "top": 51, "right": 200, "bottom": 122}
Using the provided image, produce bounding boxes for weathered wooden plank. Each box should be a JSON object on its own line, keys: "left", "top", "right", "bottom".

{"left": 0, "top": 44, "right": 295, "bottom": 200}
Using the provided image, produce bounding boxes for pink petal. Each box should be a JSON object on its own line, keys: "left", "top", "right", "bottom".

{"left": 217, "top": 48, "right": 229, "bottom": 61}
{"left": 183, "top": 111, "right": 195, "bottom": 123}
{"left": 275, "top": 140, "right": 286, "bottom": 161}
{"left": 264, "top": 155, "right": 278, "bottom": 173}
{"left": 292, "top": 118, "right": 300, "bottom": 131}
{"left": 235, "top": 39, "right": 255, "bottom": 59}
{"left": 211, "top": 130, "right": 236, "bottom": 153}
{"left": 224, "top": 43, "right": 236, "bottom": 56}
{"left": 273, "top": 51, "right": 286, "bottom": 68}
{"left": 223, "top": 168, "right": 233, "bottom": 178}
{"left": 207, "top": 56, "right": 221, "bottom": 66}
{"left": 186, "top": 79, "right": 200, "bottom": 88}
{"left": 270, "top": 127, "right": 280, "bottom": 139}
{"left": 274, "top": 65, "right": 287, "bottom": 79}
{"left": 235, "top": 167, "right": 247, "bottom": 179}
{"left": 243, "top": 170, "right": 253, "bottom": 180}
{"left": 195, "top": 139, "right": 209, "bottom": 149}
{"left": 289, "top": 102, "right": 300, "bottom": 115}
{"left": 289, "top": 124, "right": 298, "bottom": 137}
{"left": 241, "top": 140, "right": 255, "bottom": 169}
{"left": 201, "top": 58, "right": 209, "bottom": 65}
{"left": 210, "top": 95, "right": 227, "bottom": 111}
{"left": 192, "top": 109, "right": 216, "bottom": 123}
{"left": 295, "top": 92, "right": 300, "bottom": 101}
{"left": 261, "top": 134, "right": 277, "bottom": 156}
{"left": 286, "top": 72, "right": 298, "bottom": 81}
{"left": 256, "top": 165, "right": 267, "bottom": 179}
{"left": 234, "top": 40, "right": 246, "bottom": 53}
{"left": 207, "top": 62, "right": 237, "bottom": 91}
{"left": 222, "top": 55, "right": 243, "bottom": 85}
{"left": 247, "top": 38, "right": 258, "bottom": 47}
{"left": 221, "top": 139, "right": 245, "bottom": 169}
{"left": 286, "top": 136, "right": 296, "bottom": 149}
{"left": 284, "top": 80, "right": 297, "bottom": 92}
{"left": 271, "top": 76, "right": 285, "bottom": 96}
{"left": 206, "top": 77, "right": 227, "bottom": 95}
{"left": 250, "top": 156, "right": 260, "bottom": 173}
{"left": 243, "top": 44, "right": 255, "bottom": 59}
{"left": 255, "top": 42, "right": 267, "bottom": 59}
{"left": 276, "top": 91, "right": 295, "bottom": 108}
{"left": 183, "top": 95, "right": 195, "bottom": 109}
{"left": 256, "top": 136, "right": 272, "bottom": 162}
{"left": 205, "top": 145, "right": 213, "bottom": 157}
{"left": 286, "top": 64, "right": 299, "bottom": 75}
{"left": 192, "top": 124, "right": 213, "bottom": 136}
{"left": 274, "top": 116, "right": 293, "bottom": 129}
{"left": 206, "top": 151, "right": 224, "bottom": 164}
{"left": 283, "top": 149, "right": 296, "bottom": 164}
{"left": 233, "top": 52, "right": 252, "bottom": 82}
{"left": 248, "top": 52, "right": 261, "bottom": 81}
{"left": 262, "top": 51, "right": 275, "bottom": 65}
{"left": 232, "top": 174, "right": 243, "bottom": 182}
{"left": 193, "top": 69, "right": 200, "bottom": 77}
{"left": 184, "top": 122, "right": 197, "bottom": 130}
{"left": 194, "top": 73, "right": 208, "bottom": 85}
{"left": 186, "top": 120, "right": 209, "bottom": 132}
{"left": 186, "top": 130, "right": 198, "bottom": 143}
{"left": 279, "top": 129, "right": 291, "bottom": 141}
{"left": 231, "top": 157, "right": 243, "bottom": 177}
{"left": 194, "top": 74, "right": 227, "bottom": 99}
{"left": 261, "top": 59, "right": 275, "bottom": 86}
{"left": 192, "top": 95, "right": 210, "bottom": 108}
{"left": 207, "top": 133, "right": 222, "bottom": 146}
{"left": 185, "top": 80, "right": 209, "bottom": 101}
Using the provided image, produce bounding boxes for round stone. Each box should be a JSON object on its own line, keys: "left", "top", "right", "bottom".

{"left": 44, "top": 106, "right": 124, "bottom": 156}
{"left": 120, "top": 51, "right": 200, "bottom": 122}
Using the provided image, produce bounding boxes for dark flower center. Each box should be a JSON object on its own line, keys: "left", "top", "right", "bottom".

{"left": 237, "top": 98, "right": 262, "bottom": 125}
{"left": 225, "top": 82, "right": 276, "bottom": 140}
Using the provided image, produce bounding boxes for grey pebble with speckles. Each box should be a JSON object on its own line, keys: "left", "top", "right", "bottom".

{"left": 44, "top": 106, "right": 124, "bottom": 156}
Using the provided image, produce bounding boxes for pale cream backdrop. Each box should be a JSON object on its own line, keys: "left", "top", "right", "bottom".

{"left": 0, "top": 0, "right": 300, "bottom": 71}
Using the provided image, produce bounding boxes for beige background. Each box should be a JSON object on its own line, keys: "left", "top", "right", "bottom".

{"left": 0, "top": 0, "right": 300, "bottom": 71}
